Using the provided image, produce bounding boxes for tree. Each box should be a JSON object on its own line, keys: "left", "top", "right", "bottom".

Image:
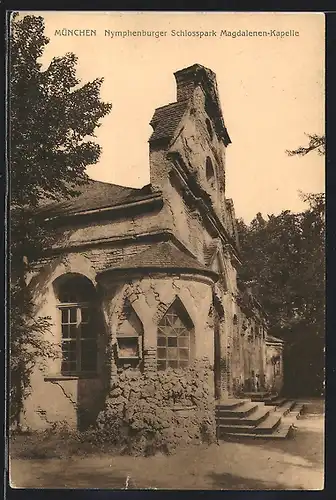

{"left": 286, "top": 133, "right": 325, "bottom": 157}
{"left": 237, "top": 200, "right": 324, "bottom": 395}
{"left": 236, "top": 134, "right": 325, "bottom": 396}
{"left": 9, "top": 13, "right": 112, "bottom": 425}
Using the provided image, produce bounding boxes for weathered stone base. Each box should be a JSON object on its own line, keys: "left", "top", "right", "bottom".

{"left": 95, "top": 359, "right": 216, "bottom": 455}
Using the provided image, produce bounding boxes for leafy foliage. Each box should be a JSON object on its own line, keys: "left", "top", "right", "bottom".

{"left": 9, "top": 13, "right": 112, "bottom": 424}
{"left": 237, "top": 197, "right": 324, "bottom": 334}
{"left": 10, "top": 14, "right": 112, "bottom": 207}
{"left": 286, "top": 134, "right": 325, "bottom": 157}
{"left": 237, "top": 195, "right": 325, "bottom": 395}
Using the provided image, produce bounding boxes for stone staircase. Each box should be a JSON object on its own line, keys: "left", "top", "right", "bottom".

{"left": 215, "top": 398, "right": 305, "bottom": 440}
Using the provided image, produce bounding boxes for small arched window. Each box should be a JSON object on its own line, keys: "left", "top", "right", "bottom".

{"left": 157, "top": 299, "right": 194, "bottom": 370}
{"left": 206, "top": 118, "right": 214, "bottom": 140}
{"left": 206, "top": 156, "right": 216, "bottom": 189}
{"left": 54, "top": 274, "right": 98, "bottom": 375}
{"left": 116, "top": 301, "right": 143, "bottom": 361}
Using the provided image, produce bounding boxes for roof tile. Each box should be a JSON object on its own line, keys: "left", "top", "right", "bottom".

{"left": 99, "top": 241, "right": 218, "bottom": 279}
{"left": 149, "top": 100, "right": 189, "bottom": 142}
{"left": 37, "top": 179, "right": 153, "bottom": 217}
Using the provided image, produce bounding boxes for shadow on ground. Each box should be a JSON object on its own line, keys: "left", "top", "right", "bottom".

{"left": 11, "top": 467, "right": 129, "bottom": 489}
{"left": 207, "top": 471, "right": 302, "bottom": 490}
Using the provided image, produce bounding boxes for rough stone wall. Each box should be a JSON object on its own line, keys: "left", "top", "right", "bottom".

{"left": 95, "top": 359, "right": 216, "bottom": 455}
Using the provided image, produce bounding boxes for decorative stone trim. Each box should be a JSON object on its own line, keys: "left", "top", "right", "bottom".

{"left": 44, "top": 374, "right": 99, "bottom": 381}
{"left": 143, "top": 347, "right": 157, "bottom": 372}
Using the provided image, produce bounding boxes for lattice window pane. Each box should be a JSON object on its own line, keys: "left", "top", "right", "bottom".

{"left": 157, "top": 303, "right": 193, "bottom": 370}
{"left": 173, "top": 317, "right": 184, "bottom": 329}
{"left": 178, "top": 337, "right": 189, "bottom": 347}
{"left": 179, "top": 330, "right": 189, "bottom": 338}
{"left": 69, "top": 307, "right": 77, "bottom": 323}
{"left": 61, "top": 309, "right": 69, "bottom": 324}
{"left": 179, "top": 348, "right": 189, "bottom": 360}
{"left": 157, "top": 348, "right": 167, "bottom": 359}
{"left": 59, "top": 303, "right": 97, "bottom": 375}
{"left": 167, "top": 347, "right": 178, "bottom": 360}
{"left": 62, "top": 324, "right": 69, "bottom": 339}
{"left": 61, "top": 339, "right": 77, "bottom": 373}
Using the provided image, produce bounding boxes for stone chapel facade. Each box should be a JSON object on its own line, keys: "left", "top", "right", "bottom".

{"left": 22, "top": 63, "right": 284, "bottom": 430}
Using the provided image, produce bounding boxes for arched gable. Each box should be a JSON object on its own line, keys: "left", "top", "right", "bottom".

{"left": 118, "top": 299, "right": 144, "bottom": 336}
{"left": 28, "top": 253, "right": 97, "bottom": 298}
{"left": 155, "top": 294, "right": 195, "bottom": 328}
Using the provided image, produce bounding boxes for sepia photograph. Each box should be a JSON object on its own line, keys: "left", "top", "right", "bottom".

{"left": 8, "top": 11, "right": 325, "bottom": 490}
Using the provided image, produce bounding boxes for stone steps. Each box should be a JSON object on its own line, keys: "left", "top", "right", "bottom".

{"left": 217, "top": 405, "right": 275, "bottom": 434}
{"left": 274, "top": 400, "right": 296, "bottom": 416}
{"left": 215, "top": 401, "right": 259, "bottom": 418}
{"left": 216, "top": 398, "right": 305, "bottom": 440}
{"left": 216, "top": 399, "right": 249, "bottom": 410}
{"left": 223, "top": 421, "right": 294, "bottom": 440}
{"left": 286, "top": 401, "right": 305, "bottom": 420}
{"left": 265, "top": 397, "right": 287, "bottom": 408}
{"left": 254, "top": 412, "right": 282, "bottom": 433}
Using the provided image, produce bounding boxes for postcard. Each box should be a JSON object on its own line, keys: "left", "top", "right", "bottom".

{"left": 8, "top": 11, "right": 325, "bottom": 490}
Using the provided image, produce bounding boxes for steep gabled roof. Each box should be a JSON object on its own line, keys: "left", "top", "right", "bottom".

{"left": 98, "top": 241, "right": 218, "bottom": 280}
{"left": 149, "top": 100, "right": 189, "bottom": 143}
{"left": 36, "top": 179, "right": 154, "bottom": 218}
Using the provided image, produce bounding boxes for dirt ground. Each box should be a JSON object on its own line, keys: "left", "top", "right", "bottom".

{"left": 9, "top": 399, "right": 324, "bottom": 490}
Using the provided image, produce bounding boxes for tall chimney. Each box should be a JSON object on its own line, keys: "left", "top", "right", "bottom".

{"left": 174, "top": 64, "right": 204, "bottom": 102}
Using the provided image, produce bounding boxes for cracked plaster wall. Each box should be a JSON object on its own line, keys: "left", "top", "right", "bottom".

{"left": 21, "top": 367, "right": 104, "bottom": 430}
{"left": 102, "top": 275, "right": 214, "bottom": 391}
{"left": 22, "top": 254, "right": 107, "bottom": 430}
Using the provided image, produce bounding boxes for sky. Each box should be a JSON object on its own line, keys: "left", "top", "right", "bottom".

{"left": 27, "top": 11, "right": 324, "bottom": 222}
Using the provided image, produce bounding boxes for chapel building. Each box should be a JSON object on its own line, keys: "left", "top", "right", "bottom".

{"left": 22, "top": 64, "right": 284, "bottom": 430}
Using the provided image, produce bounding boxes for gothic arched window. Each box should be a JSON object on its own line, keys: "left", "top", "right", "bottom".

{"left": 157, "top": 299, "right": 194, "bottom": 370}
{"left": 54, "top": 274, "right": 98, "bottom": 376}
{"left": 206, "top": 118, "right": 214, "bottom": 140}
{"left": 206, "top": 156, "right": 215, "bottom": 182}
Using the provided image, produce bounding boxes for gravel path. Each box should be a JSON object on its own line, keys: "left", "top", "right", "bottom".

{"left": 9, "top": 399, "right": 324, "bottom": 490}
